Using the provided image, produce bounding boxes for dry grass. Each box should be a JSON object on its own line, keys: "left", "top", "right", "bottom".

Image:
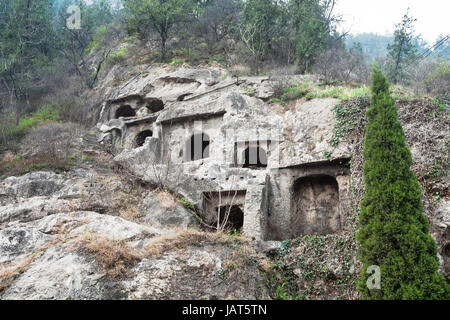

{"left": 0, "top": 255, "right": 35, "bottom": 295}
{"left": 0, "top": 151, "right": 14, "bottom": 164}
{"left": 113, "top": 193, "right": 142, "bottom": 221}
{"left": 119, "top": 205, "right": 142, "bottom": 221}
{"left": 154, "top": 189, "right": 177, "bottom": 210}
{"left": 108, "top": 184, "right": 146, "bottom": 222}
{"left": 0, "top": 240, "right": 57, "bottom": 295}
{"left": 78, "top": 233, "right": 142, "bottom": 278}
{"left": 145, "top": 228, "right": 245, "bottom": 258}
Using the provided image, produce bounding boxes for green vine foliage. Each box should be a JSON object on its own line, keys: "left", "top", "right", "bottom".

{"left": 330, "top": 101, "right": 363, "bottom": 147}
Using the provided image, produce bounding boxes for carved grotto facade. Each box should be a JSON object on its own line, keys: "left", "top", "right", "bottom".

{"left": 97, "top": 67, "right": 353, "bottom": 244}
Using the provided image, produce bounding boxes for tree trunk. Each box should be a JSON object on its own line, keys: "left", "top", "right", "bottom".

{"left": 161, "top": 36, "right": 167, "bottom": 62}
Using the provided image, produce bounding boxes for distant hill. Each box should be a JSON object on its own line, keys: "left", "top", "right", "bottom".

{"left": 345, "top": 33, "right": 393, "bottom": 62}
{"left": 346, "top": 33, "right": 436, "bottom": 62}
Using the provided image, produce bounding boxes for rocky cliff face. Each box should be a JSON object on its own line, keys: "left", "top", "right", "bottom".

{"left": 0, "top": 65, "right": 448, "bottom": 300}
{"left": 0, "top": 169, "right": 268, "bottom": 300}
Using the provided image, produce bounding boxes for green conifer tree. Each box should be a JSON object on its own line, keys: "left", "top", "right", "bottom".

{"left": 357, "top": 65, "right": 449, "bottom": 300}
{"left": 386, "top": 9, "right": 418, "bottom": 84}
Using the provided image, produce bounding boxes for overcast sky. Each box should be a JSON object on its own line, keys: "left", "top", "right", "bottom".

{"left": 334, "top": 0, "right": 450, "bottom": 44}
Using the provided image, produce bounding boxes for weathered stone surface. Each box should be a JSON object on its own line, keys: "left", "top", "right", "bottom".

{"left": 291, "top": 175, "right": 341, "bottom": 236}
{"left": 0, "top": 197, "right": 71, "bottom": 224}
{"left": 138, "top": 191, "right": 197, "bottom": 230}
{"left": 34, "top": 211, "right": 160, "bottom": 241}
{"left": 0, "top": 223, "right": 54, "bottom": 264}
{"left": 122, "top": 245, "right": 268, "bottom": 300}
{"left": 279, "top": 98, "right": 350, "bottom": 167}
{"left": 2, "top": 244, "right": 110, "bottom": 300}
{"left": 0, "top": 172, "right": 64, "bottom": 200}
{"left": 432, "top": 199, "right": 450, "bottom": 279}
{"left": 0, "top": 170, "right": 124, "bottom": 224}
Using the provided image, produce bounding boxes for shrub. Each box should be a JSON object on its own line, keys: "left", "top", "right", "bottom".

{"left": 356, "top": 65, "right": 449, "bottom": 299}
{"left": 270, "top": 80, "right": 313, "bottom": 105}
{"left": 80, "top": 234, "right": 141, "bottom": 278}
{"left": 0, "top": 104, "right": 60, "bottom": 152}
{"left": 410, "top": 58, "right": 450, "bottom": 99}
{"left": 85, "top": 25, "right": 109, "bottom": 54}
{"left": 423, "top": 60, "right": 450, "bottom": 99}
{"left": 0, "top": 122, "right": 86, "bottom": 177}
{"left": 170, "top": 57, "right": 185, "bottom": 67}
{"left": 106, "top": 47, "right": 128, "bottom": 66}
{"left": 281, "top": 84, "right": 310, "bottom": 101}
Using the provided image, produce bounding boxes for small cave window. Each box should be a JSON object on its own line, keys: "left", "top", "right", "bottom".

{"left": 186, "top": 133, "right": 210, "bottom": 161}
{"left": 218, "top": 205, "right": 244, "bottom": 232}
{"left": 242, "top": 145, "right": 267, "bottom": 168}
{"left": 146, "top": 98, "right": 164, "bottom": 113}
{"left": 115, "top": 105, "right": 136, "bottom": 118}
{"left": 135, "top": 130, "right": 153, "bottom": 147}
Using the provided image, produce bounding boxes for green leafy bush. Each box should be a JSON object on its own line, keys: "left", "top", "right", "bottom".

{"left": 424, "top": 60, "right": 450, "bottom": 99}
{"left": 170, "top": 57, "right": 185, "bottom": 67}
{"left": 85, "top": 25, "right": 109, "bottom": 54}
{"left": 356, "top": 65, "right": 449, "bottom": 299}
{"left": 106, "top": 47, "right": 128, "bottom": 66}
{"left": 0, "top": 104, "right": 60, "bottom": 151}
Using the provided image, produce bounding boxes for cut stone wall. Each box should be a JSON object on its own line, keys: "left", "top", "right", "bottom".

{"left": 98, "top": 69, "right": 354, "bottom": 244}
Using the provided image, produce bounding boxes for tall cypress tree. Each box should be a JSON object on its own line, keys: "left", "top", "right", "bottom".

{"left": 357, "top": 65, "right": 449, "bottom": 299}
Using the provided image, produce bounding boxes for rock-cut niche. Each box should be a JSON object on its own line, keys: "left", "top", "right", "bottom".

{"left": 291, "top": 175, "right": 341, "bottom": 237}
{"left": 115, "top": 105, "right": 136, "bottom": 118}
{"left": 217, "top": 205, "right": 244, "bottom": 231}
{"left": 146, "top": 98, "right": 164, "bottom": 113}
{"left": 135, "top": 130, "right": 153, "bottom": 147}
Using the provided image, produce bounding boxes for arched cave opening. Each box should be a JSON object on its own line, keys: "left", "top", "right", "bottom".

{"left": 186, "top": 133, "right": 210, "bottom": 161}
{"left": 135, "top": 130, "right": 153, "bottom": 147}
{"left": 115, "top": 105, "right": 136, "bottom": 118}
{"left": 291, "top": 175, "right": 341, "bottom": 237}
{"left": 146, "top": 98, "right": 164, "bottom": 113}
{"left": 242, "top": 145, "right": 267, "bottom": 168}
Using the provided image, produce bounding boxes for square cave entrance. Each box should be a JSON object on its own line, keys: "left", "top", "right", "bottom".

{"left": 201, "top": 190, "right": 246, "bottom": 232}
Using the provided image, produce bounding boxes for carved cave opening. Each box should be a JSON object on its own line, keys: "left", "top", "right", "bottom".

{"left": 146, "top": 98, "right": 164, "bottom": 113}
{"left": 201, "top": 190, "right": 246, "bottom": 233}
{"left": 135, "top": 130, "right": 153, "bottom": 147}
{"left": 217, "top": 205, "right": 244, "bottom": 232}
{"left": 291, "top": 175, "right": 341, "bottom": 237}
{"left": 115, "top": 105, "right": 136, "bottom": 118}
